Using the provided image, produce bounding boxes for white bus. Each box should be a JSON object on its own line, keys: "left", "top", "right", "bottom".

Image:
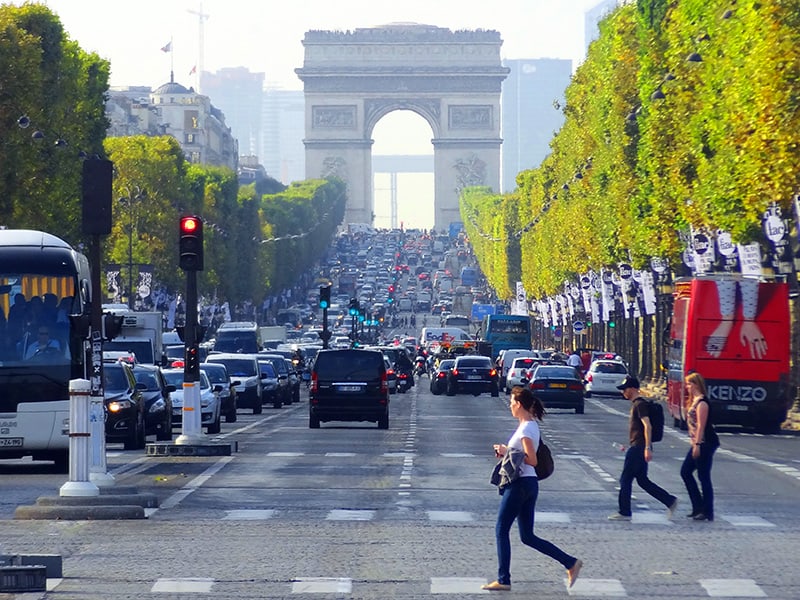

{"left": 0, "top": 230, "right": 92, "bottom": 470}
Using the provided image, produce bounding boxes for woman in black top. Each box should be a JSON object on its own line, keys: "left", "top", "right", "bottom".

{"left": 680, "top": 372, "right": 720, "bottom": 521}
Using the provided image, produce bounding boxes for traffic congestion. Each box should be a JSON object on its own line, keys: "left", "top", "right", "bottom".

{"left": 2, "top": 226, "right": 800, "bottom": 600}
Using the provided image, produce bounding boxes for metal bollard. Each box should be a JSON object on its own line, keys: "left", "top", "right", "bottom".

{"left": 59, "top": 379, "right": 99, "bottom": 497}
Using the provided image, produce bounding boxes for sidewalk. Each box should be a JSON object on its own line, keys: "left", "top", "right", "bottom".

{"left": 640, "top": 379, "right": 800, "bottom": 432}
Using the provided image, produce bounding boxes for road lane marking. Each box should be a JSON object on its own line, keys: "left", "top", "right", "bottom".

{"left": 151, "top": 577, "right": 214, "bottom": 593}
{"left": 292, "top": 577, "right": 351, "bottom": 593}
{"left": 155, "top": 456, "right": 233, "bottom": 512}
{"left": 700, "top": 578, "right": 766, "bottom": 597}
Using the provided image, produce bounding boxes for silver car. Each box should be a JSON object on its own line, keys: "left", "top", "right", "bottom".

{"left": 163, "top": 369, "right": 222, "bottom": 434}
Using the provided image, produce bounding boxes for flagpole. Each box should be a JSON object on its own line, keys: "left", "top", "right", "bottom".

{"left": 170, "top": 36, "right": 174, "bottom": 83}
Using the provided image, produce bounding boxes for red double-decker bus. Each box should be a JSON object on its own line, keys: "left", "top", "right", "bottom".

{"left": 666, "top": 276, "right": 791, "bottom": 433}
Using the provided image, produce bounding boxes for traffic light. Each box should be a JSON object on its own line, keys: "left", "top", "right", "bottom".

{"left": 348, "top": 298, "right": 360, "bottom": 316}
{"left": 186, "top": 344, "right": 200, "bottom": 374}
{"left": 82, "top": 158, "right": 113, "bottom": 235}
{"left": 609, "top": 320, "right": 616, "bottom": 328}
{"left": 179, "top": 216, "right": 204, "bottom": 271}
{"left": 388, "top": 284, "right": 395, "bottom": 294}
{"left": 319, "top": 285, "right": 331, "bottom": 309}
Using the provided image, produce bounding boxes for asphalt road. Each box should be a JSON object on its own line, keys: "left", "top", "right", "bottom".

{"left": 2, "top": 378, "right": 800, "bottom": 599}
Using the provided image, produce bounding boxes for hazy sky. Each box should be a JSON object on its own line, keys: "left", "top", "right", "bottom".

{"left": 33, "top": 0, "right": 601, "bottom": 89}
{"left": 25, "top": 0, "right": 605, "bottom": 228}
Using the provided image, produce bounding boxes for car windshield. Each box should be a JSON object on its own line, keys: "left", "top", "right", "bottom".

{"left": 535, "top": 366, "right": 578, "bottom": 379}
{"left": 202, "top": 367, "right": 227, "bottom": 383}
{"left": 512, "top": 358, "right": 536, "bottom": 369}
{"left": 208, "top": 358, "right": 256, "bottom": 377}
{"left": 133, "top": 370, "right": 159, "bottom": 390}
{"left": 437, "top": 360, "right": 455, "bottom": 370}
{"left": 457, "top": 357, "right": 491, "bottom": 368}
{"left": 593, "top": 362, "right": 627, "bottom": 374}
{"left": 103, "top": 366, "right": 129, "bottom": 392}
{"left": 258, "top": 362, "right": 277, "bottom": 378}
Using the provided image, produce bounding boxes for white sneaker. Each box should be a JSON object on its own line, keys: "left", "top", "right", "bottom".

{"left": 607, "top": 512, "right": 631, "bottom": 521}
{"left": 666, "top": 498, "right": 679, "bottom": 519}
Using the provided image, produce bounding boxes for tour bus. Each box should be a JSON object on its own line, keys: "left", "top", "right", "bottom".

{"left": 667, "top": 276, "right": 791, "bottom": 432}
{"left": 460, "top": 266, "right": 478, "bottom": 288}
{"left": 0, "top": 230, "right": 92, "bottom": 470}
{"left": 480, "top": 314, "right": 532, "bottom": 356}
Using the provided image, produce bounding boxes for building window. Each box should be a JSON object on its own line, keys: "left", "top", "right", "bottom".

{"left": 186, "top": 133, "right": 195, "bottom": 144}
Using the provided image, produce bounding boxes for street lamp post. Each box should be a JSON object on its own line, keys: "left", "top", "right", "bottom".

{"left": 118, "top": 187, "right": 146, "bottom": 309}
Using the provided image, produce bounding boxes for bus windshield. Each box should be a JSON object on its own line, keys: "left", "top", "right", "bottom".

{"left": 482, "top": 315, "right": 532, "bottom": 354}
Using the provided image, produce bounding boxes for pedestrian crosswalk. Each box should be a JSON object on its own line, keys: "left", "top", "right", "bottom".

{"left": 207, "top": 507, "right": 778, "bottom": 528}
{"left": 127, "top": 576, "right": 771, "bottom": 596}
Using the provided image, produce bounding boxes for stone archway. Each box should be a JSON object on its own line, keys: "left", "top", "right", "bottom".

{"left": 295, "top": 23, "right": 509, "bottom": 231}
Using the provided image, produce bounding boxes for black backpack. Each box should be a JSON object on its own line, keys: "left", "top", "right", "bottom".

{"left": 646, "top": 399, "right": 665, "bottom": 443}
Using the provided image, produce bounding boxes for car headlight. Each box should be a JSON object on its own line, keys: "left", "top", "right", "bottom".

{"left": 108, "top": 400, "right": 133, "bottom": 412}
{"left": 148, "top": 399, "right": 165, "bottom": 413}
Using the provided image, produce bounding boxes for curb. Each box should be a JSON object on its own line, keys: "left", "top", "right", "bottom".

{"left": 13, "top": 503, "right": 145, "bottom": 520}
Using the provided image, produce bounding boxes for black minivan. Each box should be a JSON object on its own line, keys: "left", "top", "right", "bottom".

{"left": 309, "top": 349, "right": 389, "bottom": 429}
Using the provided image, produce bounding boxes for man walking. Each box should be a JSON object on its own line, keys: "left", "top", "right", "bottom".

{"left": 609, "top": 376, "right": 678, "bottom": 521}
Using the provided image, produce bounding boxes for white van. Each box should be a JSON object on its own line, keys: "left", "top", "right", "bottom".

{"left": 419, "top": 327, "right": 472, "bottom": 348}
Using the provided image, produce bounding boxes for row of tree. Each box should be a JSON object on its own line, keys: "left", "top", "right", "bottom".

{"left": 463, "top": 0, "right": 800, "bottom": 299}
{"left": 0, "top": 4, "right": 346, "bottom": 305}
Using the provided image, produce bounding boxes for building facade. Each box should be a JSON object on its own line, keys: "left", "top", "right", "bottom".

{"left": 106, "top": 76, "right": 238, "bottom": 172}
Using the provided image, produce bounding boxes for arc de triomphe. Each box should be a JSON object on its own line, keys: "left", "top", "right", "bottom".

{"left": 295, "top": 23, "right": 509, "bottom": 231}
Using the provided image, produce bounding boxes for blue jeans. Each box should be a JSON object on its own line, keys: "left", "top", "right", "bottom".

{"left": 494, "top": 477, "right": 577, "bottom": 585}
{"left": 618, "top": 445, "right": 676, "bottom": 516}
{"left": 680, "top": 443, "right": 717, "bottom": 517}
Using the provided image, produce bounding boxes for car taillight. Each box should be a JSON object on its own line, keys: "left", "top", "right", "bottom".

{"left": 451, "top": 368, "right": 459, "bottom": 376}
{"left": 586, "top": 374, "right": 593, "bottom": 382}
{"left": 387, "top": 368, "right": 395, "bottom": 375}
{"left": 310, "top": 371, "right": 318, "bottom": 393}
{"left": 489, "top": 369, "right": 497, "bottom": 377}
{"left": 531, "top": 382, "right": 545, "bottom": 390}
{"left": 381, "top": 372, "right": 388, "bottom": 394}
{"left": 437, "top": 372, "right": 446, "bottom": 379}
{"left": 568, "top": 383, "right": 584, "bottom": 391}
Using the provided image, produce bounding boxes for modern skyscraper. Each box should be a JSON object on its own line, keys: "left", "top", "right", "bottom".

{"left": 201, "top": 67, "right": 264, "bottom": 157}
{"left": 501, "top": 58, "right": 572, "bottom": 193}
{"left": 261, "top": 88, "right": 305, "bottom": 184}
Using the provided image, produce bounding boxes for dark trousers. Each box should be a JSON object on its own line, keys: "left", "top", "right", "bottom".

{"left": 494, "top": 477, "right": 577, "bottom": 585}
{"left": 618, "top": 445, "right": 676, "bottom": 516}
{"left": 680, "top": 443, "right": 717, "bottom": 517}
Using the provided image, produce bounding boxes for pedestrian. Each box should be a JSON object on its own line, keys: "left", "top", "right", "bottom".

{"left": 609, "top": 376, "right": 679, "bottom": 521}
{"left": 483, "top": 386, "right": 583, "bottom": 591}
{"left": 567, "top": 349, "right": 583, "bottom": 377}
{"left": 680, "top": 371, "right": 720, "bottom": 521}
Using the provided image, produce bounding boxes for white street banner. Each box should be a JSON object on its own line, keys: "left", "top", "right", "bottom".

{"left": 738, "top": 242, "right": 762, "bottom": 277}
{"left": 641, "top": 270, "right": 657, "bottom": 315}
{"left": 514, "top": 281, "right": 527, "bottom": 315}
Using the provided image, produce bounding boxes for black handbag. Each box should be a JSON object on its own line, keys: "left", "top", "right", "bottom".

{"left": 535, "top": 440, "right": 554, "bottom": 480}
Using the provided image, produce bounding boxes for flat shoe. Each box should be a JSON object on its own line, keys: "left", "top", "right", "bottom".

{"left": 693, "top": 513, "right": 713, "bottom": 521}
{"left": 567, "top": 559, "right": 583, "bottom": 588}
{"left": 481, "top": 581, "right": 511, "bottom": 591}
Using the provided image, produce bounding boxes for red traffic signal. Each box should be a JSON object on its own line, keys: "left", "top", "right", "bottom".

{"left": 179, "top": 216, "right": 204, "bottom": 271}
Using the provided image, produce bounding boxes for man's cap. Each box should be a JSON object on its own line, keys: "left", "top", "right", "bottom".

{"left": 617, "top": 375, "right": 640, "bottom": 390}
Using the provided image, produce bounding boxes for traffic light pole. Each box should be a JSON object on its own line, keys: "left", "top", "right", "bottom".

{"left": 176, "top": 269, "right": 203, "bottom": 445}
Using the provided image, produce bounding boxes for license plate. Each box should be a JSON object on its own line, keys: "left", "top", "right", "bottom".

{"left": 0, "top": 437, "right": 23, "bottom": 447}
{"left": 549, "top": 383, "right": 567, "bottom": 388}
{"left": 338, "top": 385, "right": 362, "bottom": 392}
{"left": 727, "top": 405, "right": 748, "bottom": 411}
{"left": 467, "top": 375, "right": 482, "bottom": 380}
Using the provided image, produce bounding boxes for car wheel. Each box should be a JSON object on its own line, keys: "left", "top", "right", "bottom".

{"left": 378, "top": 412, "right": 389, "bottom": 429}
{"left": 293, "top": 389, "right": 300, "bottom": 403}
{"left": 225, "top": 405, "right": 238, "bottom": 423}
{"left": 309, "top": 413, "right": 320, "bottom": 428}
{"left": 491, "top": 388, "right": 500, "bottom": 398}
{"left": 273, "top": 398, "right": 283, "bottom": 408}
{"left": 576, "top": 402, "right": 585, "bottom": 415}
{"left": 207, "top": 411, "right": 221, "bottom": 434}
{"left": 125, "top": 415, "right": 144, "bottom": 450}
{"left": 253, "top": 402, "right": 263, "bottom": 415}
